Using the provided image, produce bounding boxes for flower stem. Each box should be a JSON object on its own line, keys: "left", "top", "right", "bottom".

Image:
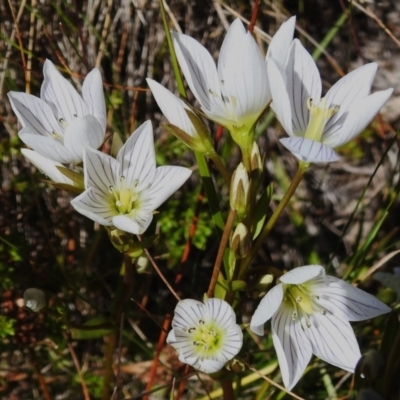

{"left": 206, "top": 209, "right": 236, "bottom": 298}
{"left": 238, "top": 162, "right": 308, "bottom": 277}
{"left": 209, "top": 151, "right": 231, "bottom": 186}
{"left": 221, "top": 378, "right": 235, "bottom": 400}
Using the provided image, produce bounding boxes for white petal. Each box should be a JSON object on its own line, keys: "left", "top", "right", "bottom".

{"left": 172, "top": 299, "right": 204, "bottom": 330}
{"left": 266, "top": 16, "right": 296, "bottom": 67}
{"left": 112, "top": 214, "right": 153, "bottom": 235}
{"left": 280, "top": 265, "right": 324, "bottom": 285}
{"left": 8, "top": 91, "right": 62, "bottom": 137}
{"left": 21, "top": 149, "right": 73, "bottom": 184}
{"left": 280, "top": 137, "right": 341, "bottom": 163}
{"left": 219, "top": 324, "right": 243, "bottom": 361}
{"left": 203, "top": 298, "right": 236, "bottom": 327}
{"left": 172, "top": 32, "right": 226, "bottom": 117}
{"left": 272, "top": 307, "right": 312, "bottom": 390}
{"left": 117, "top": 120, "right": 156, "bottom": 185}
{"left": 19, "top": 130, "right": 76, "bottom": 163}
{"left": 146, "top": 79, "right": 197, "bottom": 137}
{"left": 250, "top": 284, "right": 284, "bottom": 336}
{"left": 40, "top": 59, "right": 87, "bottom": 122}
{"left": 185, "top": 357, "right": 226, "bottom": 374}
{"left": 166, "top": 329, "right": 176, "bottom": 344}
{"left": 285, "top": 39, "right": 322, "bottom": 135}
{"left": 306, "top": 313, "right": 361, "bottom": 372}
{"left": 314, "top": 276, "right": 391, "bottom": 321}
{"left": 221, "top": 31, "right": 270, "bottom": 123}
{"left": 140, "top": 166, "right": 192, "bottom": 211}
{"left": 83, "top": 148, "right": 119, "bottom": 195}
{"left": 71, "top": 188, "right": 115, "bottom": 225}
{"left": 82, "top": 68, "right": 107, "bottom": 132}
{"left": 218, "top": 18, "right": 246, "bottom": 80}
{"left": 322, "top": 88, "right": 393, "bottom": 148}
{"left": 64, "top": 115, "right": 105, "bottom": 161}
{"left": 324, "top": 63, "right": 378, "bottom": 135}
{"left": 267, "top": 60, "right": 294, "bottom": 136}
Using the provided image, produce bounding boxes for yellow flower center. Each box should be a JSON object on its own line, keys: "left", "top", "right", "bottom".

{"left": 304, "top": 97, "right": 339, "bottom": 142}
{"left": 109, "top": 176, "right": 140, "bottom": 215}
{"left": 284, "top": 283, "right": 327, "bottom": 328}
{"left": 188, "top": 319, "right": 225, "bottom": 356}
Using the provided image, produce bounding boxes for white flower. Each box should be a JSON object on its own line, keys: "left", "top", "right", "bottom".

{"left": 172, "top": 17, "right": 295, "bottom": 145}
{"left": 146, "top": 78, "right": 198, "bottom": 138}
{"left": 268, "top": 39, "right": 393, "bottom": 163}
{"left": 167, "top": 298, "right": 243, "bottom": 374}
{"left": 8, "top": 60, "right": 106, "bottom": 164}
{"left": 71, "top": 120, "right": 192, "bottom": 234}
{"left": 21, "top": 149, "right": 74, "bottom": 185}
{"left": 250, "top": 265, "right": 391, "bottom": 390}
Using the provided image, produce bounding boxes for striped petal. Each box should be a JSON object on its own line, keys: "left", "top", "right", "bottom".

{"left": 8, "top": 91, "right": 62, "bottom": 137}
{"left": 272, "top": 307, "right": 312, "bottom": 390}
{"left": 266, "top": 16, "right": 296, "bottom": 67}
{"left": 21, "top": 149, "right": 74, "bottom": 185}
{"left": 314, "top": 276, "right": 391, "bottom": 321}
{"left": 268, "top": 59, "right": 294, "bottom": 136}
{"left": 64, "top": 115, "right": 104, "bottom": 161}
{"left": 280, "top": 137, "right": 340, "bottom": 163}
{"left": 19, "top": 130, "right": 76, "bottom": 164}
{"left": 146, "top": 78, "right": 198, "bottom": 137}
{"left": 70, "top": 188, "right": 115, "bottom": 225}
{"left": 172, "top": 32, "right": 226, "bottom": 118}
{"left": 83, "top": 148, "right": 119, "bottom": 196}
{"left": 117, "top": 120, "right": 156, "bottom": 186}
{"left": 324, "top": 63, "right": 378, "bottom": 135}
{"left": 40, "top": 59, "right": 87, "bottom": 122}
{"left": 280, "top": 265, "right": 324, "bottom": 285}
{"left": 140, "top": 166, "right": 192, "bottom": 211}
{"left": 82, "top": 68, "right": 107, "bottom": 132}
{"left": 306, "top": 313, "right": 361, "bottom": 372}
{"left": 285, "top": 39, "right": 322, "bottom": 135}
{"left": 112, "top": 213, "right": 153, "bottom": 235}
{"left": 250, "top": 284, "right": 284, "bottom": 336}
{"left": 323, "top": 88, "right": 393, "bottom": 148}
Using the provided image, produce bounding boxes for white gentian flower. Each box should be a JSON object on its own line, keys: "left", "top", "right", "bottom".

{"left": 167, "top": 298, "right": 243, "bottom": 374}
{"left": 21, "top": 149, "right": 74, "bottom": 185}
{"left": 250, "top": 265, "right": 391, "bottom": 390}
{"left": 172, "top": 17, "right": 295, "bottom": 148}
{"left": 8, "top": 60, "right": 106, "bottom": 164}
{"left": 71, "top": 120, "right": 191, "bottom": 234}
{"left": 146, "top": 78, "right": 198, "bottom": 138}
{"left": 268, "top": 39, "right": 393, "bottom": 163}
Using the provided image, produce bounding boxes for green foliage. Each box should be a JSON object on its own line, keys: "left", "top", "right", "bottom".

{"left": 0, "top": 316, "right": 15, "bottom": 339}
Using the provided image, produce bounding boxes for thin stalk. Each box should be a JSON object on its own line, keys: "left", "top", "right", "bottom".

{"left": 221, "top": 379, "right": 235, "bottom": 400}
{"left": 206, "top": 209, "right": 236, "bottom": 298}
{"left": 208, "top": 151, "right": 231, "bottom": 186}
{"left": 239, "top": 162, "right": 308, "bottom": 277}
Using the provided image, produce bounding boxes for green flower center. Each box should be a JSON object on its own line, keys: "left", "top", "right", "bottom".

{"left": 284, "top": 283, "right": 327, "bottom": 328}
{"left": 304, "top": 97, "right": 339, "bottom": 142}
{"left": 109, "top": 176, "right": 140, "bottom": 215}
{"left": 188, "top": 319, "right": 225, "bottom": 356}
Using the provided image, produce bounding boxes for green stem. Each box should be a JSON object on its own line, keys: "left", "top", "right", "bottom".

{"left": 208, "top": 151, "right": 231, "bottom": 186}
{"left": 238, "top": 162, "right": 308, "bottom": 277}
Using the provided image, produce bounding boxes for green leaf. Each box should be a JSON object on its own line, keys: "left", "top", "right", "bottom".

{"left": 252, "top": 183, "right": 274, "bottom": 239}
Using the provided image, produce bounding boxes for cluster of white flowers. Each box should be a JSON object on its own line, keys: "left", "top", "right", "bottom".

{"left": 8, "top": 14, "right": 393, "bottom": 392}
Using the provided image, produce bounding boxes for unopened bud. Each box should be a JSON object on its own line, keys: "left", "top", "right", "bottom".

{"left": 250, "top": 142, "right": 263, "bottom": 172}
{"left": 24, "top": 288, "right": 46, "bottom": 312}
{"left": 230, "top": 163, "right": 250, "bottom": 219}
{"left": 230, "top": 223, "right": 251, "bottom": 259}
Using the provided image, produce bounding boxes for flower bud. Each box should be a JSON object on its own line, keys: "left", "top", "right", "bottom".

{"left": 230, "top": 223, "right": 251, "bottom": 259}
{"left": 250, "top": 142, "right": 263, "bottom": 172}
{"left": 230, "top": 163, "right": 250, "bottom": 219}
{"left": 24, "top": 288, "right": 46, "bottom": 312}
